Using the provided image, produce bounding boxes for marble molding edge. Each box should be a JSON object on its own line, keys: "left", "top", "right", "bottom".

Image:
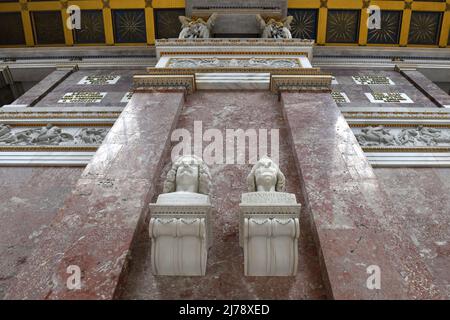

{"left": 155, "top": 38, "right": 314, "bottom": 46}
{"left": 149, "top": 204, "right": 213, "bottom": 276}
{"left": 239, "top": 200, "right": 301, "bottom": 277}
{"left": 133, "top": 75, "right": 196, "bottom": 94}
{"left": 0, "top": 151, "right": 95, "bottom": 166}
{"left": 158, "top": 51, "right": 309, "bottom": 57}
{"left": 147, "top": 67, "right": 325, "bottom": 75}
{"left": 270, "top": 75, "right": 332, "bottom": 94}
{"left": 362, "top": 146, "right": 450, "bottom": 153}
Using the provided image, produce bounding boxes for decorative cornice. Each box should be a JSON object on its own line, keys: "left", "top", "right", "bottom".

{"left": 270, "top": 75, "right": 332, "bottom": 94}
{"left": 159, "top": 51, "right": 308, "bottom": 57}
{"left": 0, "top": 146, "right": 99, "bottom": 152}
{"left": 363, "top": 146, "right": 450, "bottom": 153}
{"left": 146, "top": 67, "right": 325, "bottom": 76}
{"left": 156, "top": 38, "right": 315, "bottom": 47}
{"left": 133, "top": 75, "right": 196, "bottom": 94}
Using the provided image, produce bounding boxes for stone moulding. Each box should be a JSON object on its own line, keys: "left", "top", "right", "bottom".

{"left": 239, "top": 193, "right": 301, "bottom": 277}
{"left": 146, "top": 67, "right": 324, "bottom": 75}
{"left": 349, "top": 120, "right": 450, "bottom": 167}
{"left": 0, "top": 151, "right": 95, "bottom": 166}
{"left": 155, "top": 39, "right": 314, "bottom": 60}
{"left": 0, "top": 121, "right": 110, "bottom": 166}
{"left": 149, "top": 204, "right": 213, "bottom": 276}
{"left": 156, "top": 38, "right": 314, "bottom": 46}
{"left": 133, "top": 75, "right": 196, "bottom": 94}
{"left": 166, "top": 57, "right": 302, "bottom": 68}
{"left": 270, "top": 75, "right": 333, "bottom": 94}
{"left": 159, "top": 51, "right": 309, "bottom": 57}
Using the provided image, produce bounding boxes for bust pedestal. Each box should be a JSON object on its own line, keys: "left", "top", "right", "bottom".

{"left": 239, "top": 192, "right": 301, "bottom": 276}
{"left": 149, "top": 192, "right": 212, "bottom": 276}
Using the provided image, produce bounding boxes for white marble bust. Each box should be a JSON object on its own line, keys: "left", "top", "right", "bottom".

{"left": 247, "top": 155, "right": 285, "bottom": 193}
{"left": 240, "top": 156, "right": 300, "bottom": 276}
{"left": 156, "top": 155, "right": 211, "bottom": 205}
{"left": 149, "top": 155, "right": 213, "bottom": 276}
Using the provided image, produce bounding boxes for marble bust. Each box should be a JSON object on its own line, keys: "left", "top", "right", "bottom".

{"left": 247, "top": 155, "right": 285, "bottom": 192}
{"left": 149, "top": 155, "right": 213, "bottom": 276}
{"left": 240, "top": 156, "right": 301, "bottom": 276}
{"left": 156, "top": 155, "right": 211, "bottom": 205}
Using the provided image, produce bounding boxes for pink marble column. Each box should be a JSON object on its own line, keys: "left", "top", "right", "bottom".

{"left": 281, "top": 92, "right": 442, "bottom": 299}
{"left": 4, "top": 91, "right": 184, "bottom": 300}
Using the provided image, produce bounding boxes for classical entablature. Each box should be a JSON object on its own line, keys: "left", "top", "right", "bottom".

{"left": 134, "top": 38, "right": 332, "bottom": 94}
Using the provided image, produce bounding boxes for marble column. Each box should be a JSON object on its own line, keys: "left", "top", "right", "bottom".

{"left": 4, "top": 91, "right": 184, "bottom": 299}
{"left": 281, "top": 91, "right": 442, "bottom": 299}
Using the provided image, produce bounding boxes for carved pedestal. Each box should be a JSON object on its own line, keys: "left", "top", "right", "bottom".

{"left": 149, "top": 193, "right": 213, "bottom": 276}
{"left": 239, "top": 192, "right": 301, "bottom": 276}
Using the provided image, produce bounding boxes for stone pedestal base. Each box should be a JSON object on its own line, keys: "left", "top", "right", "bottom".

{"left": 149, "top": 196, "right": 212, "bottom": 276}
{"left": 239, "top": 192, "right": 301, "bottom": 276}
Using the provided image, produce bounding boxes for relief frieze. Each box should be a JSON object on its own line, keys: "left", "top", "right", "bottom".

{"left": 167, "top": 58, "right": 301, "bottom": 68}
{"left": 0, "top": 123, "right": 109, "bottom": 147}
{"left": 354, "top": 125, "right": 450, "bottom": 147}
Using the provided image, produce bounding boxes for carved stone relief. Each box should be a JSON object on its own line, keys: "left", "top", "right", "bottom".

{"left": 167, "top": 57, "right": 301, "bottom": 68}
{"left": 256, "top": 15, "right": 293, "bottom": 39}
{"left": 0, "top": 123, "right": 108, "bottom": 146}
{"left": 178, "top": 14, "right": 217, "bottom": 39}
{"left": 354, "top": 125, "right": 450, "bottom": 147}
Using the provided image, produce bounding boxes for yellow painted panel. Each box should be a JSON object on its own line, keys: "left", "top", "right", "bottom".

{"left": 61, "top": 9, "right": 74, "bottom": 46}
{"left": 317, "top": 7, "right": 327, "bottom": 45}
{"left": 0, "top": 0, "right": 448, "bottom": 48}
{"left": 69, "top": 1, "right": 103, "bottom": 10}
{"left": 288, "top": 0, "right": 320, "bottom": 9}
{"left": 103, "top": 8, "right": 114, "bottom": 45}
{"left": 145, "top": 7, "right": 156, "bottom": 45}
{"left": 110, "top": 0, "right": 144, "bottom": 9}
{"left": 371, "top": 1, "right": 405, "bottom": 11}
{"left": 27, "top": 2, "right": 61, "bottom": 11}
{"left": 399, "top": 8, "right": 412, "bottom": 46}
{"left": 439, "top": 10, "right": 449, "bottom": 47}
{"left": 21, "top": 10, "right": 34, "bottom": 46}
{"left": 412, "top": 2, "right": 446, "bottom": 11}
{"left": 359, "top": 8, "right": 368, "bottom": 46}
{"left": 327, "top": 0, "right": 362, "bottom": 10}
{"left": 0, "top": 3, "right": 20, "bottom": 12}
{"left": 153, "top": 0, "right": 185, "bottom": 9}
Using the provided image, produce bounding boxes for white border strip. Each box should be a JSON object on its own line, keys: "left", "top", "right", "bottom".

{"left": 0, "top": 152, "right": 95, "bottom": 166}
{"left": 366, "top": 152, "right": 450, "bottom": 167}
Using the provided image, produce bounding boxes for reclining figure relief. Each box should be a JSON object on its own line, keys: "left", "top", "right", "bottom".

{"left": 256, "top": 15, "right": 293, "bottom": 39}
{"left": 178, "top": 14, "right": 218, "bottom": 39}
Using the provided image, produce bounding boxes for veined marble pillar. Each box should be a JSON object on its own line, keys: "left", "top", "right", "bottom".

{"left": 281, "top": 91, "right": 441, "bottom": 299}
{"left": 5, "top": 91, "right": 184, "bottom": 299}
